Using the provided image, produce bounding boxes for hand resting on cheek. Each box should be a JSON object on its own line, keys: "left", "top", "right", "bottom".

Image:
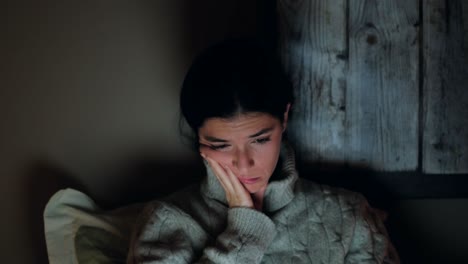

{"left": 200, "top": 152, "right": 255, "bottom": 210}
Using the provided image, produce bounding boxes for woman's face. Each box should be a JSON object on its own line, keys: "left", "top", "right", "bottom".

{"left": 198, "top": 112, "right": 287, "bottom": 194}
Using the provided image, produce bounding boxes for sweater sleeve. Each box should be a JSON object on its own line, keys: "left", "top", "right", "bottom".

{"left": 344, "top": 194, "right": 400, "bottom": 264}
{"left": 127, "top": 202, "right": 276, "bottom": 264}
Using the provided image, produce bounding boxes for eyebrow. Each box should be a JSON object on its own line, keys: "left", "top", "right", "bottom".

{"left": 202, "top": 126, "right": 275, "bottom": 143}
{"left": 248, "top": 127, "right": 274, "bottom": 138}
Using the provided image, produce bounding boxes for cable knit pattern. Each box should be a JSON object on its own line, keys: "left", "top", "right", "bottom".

{"left": 128, "top": 142, "right": 400, "bottom": 263}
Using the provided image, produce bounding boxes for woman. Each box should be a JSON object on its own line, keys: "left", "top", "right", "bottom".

{"left": 128, "top": 39, "right": 399, "bottom": 263}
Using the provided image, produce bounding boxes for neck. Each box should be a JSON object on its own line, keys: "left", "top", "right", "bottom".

{"left": 251, "top": 188, "right": 266, "bottom": 211}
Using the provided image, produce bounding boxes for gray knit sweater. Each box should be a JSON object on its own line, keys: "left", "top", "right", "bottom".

{"left": 128, "top": 143, "right": 399, "bottom": 263}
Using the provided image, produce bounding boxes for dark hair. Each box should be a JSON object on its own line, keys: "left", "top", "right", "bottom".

{"left": 179, "top": 38, "right": 294, "bottom": 149}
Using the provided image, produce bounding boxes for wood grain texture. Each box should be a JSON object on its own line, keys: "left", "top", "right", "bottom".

{"left": 422, "top": 0, "right": 468, "bottom": 173}
{"left": 279, "top": 0, "right": 419, "bottom": 171}
{"left": 278, "top": 0, "right": 348, "bottom": 164}
{"left": 346, "top": 0, "right": 419, "bottom": 171}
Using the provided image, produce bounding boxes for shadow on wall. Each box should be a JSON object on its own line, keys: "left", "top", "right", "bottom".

{"left": 24, "top": 161, "right": 87, "bottom": 264}
{"left": 181, "top": 0, "right": 259, "bottom": 57}
{"left": 100, "top": 157, "right": 206, "bottom": 209}
{"left": 297, "top": 161, "right": 395, "bottom": 207}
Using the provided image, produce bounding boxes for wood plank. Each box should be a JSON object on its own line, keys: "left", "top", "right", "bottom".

{"left": 422, "top": 0, "right": 468, "bottom": 173}
{"left": 346, "top": 0, "right": 419, "bottom": 170}
{"left": 277, "top": 0, "right": 348, "bottom": 164}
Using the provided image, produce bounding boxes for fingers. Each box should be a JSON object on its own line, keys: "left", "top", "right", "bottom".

{"left": 200, "top": 152, "right": 253, "bottom": 208}
{"left": 223, "top": 165, "right": 254, "bottom": 208}
{"left": 224, "top": 165, "right": 248, "bottom": 195}
{"left": 201, "top": 153, "right": 233, "bottom": 192}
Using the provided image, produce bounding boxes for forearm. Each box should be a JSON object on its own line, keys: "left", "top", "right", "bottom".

{"left": 129, "top": 204, "right": 276, "bottom": 264}
{"left": 197, "top": 208, "right": 276, "bottom": 264}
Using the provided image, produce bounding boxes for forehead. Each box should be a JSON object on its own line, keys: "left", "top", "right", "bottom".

{"left": 199, "top": 113, "right": 280, "bottom": 137}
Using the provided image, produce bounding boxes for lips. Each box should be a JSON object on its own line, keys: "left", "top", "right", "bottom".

{"left": 238, "top": 177, "right": 260, "bottom": 184}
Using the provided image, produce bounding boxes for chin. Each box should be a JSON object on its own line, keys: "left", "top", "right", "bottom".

{"left": 246, "top": 188, "right": 257, "bottom": 194}
{"left": 244, "top": 184, "right": 266, "bottom": 194}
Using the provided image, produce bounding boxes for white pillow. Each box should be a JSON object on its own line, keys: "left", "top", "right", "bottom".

{"left": 44, "top": 188, "right": 144, "bottom": 263}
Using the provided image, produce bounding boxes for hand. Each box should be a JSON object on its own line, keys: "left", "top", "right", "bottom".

{"left": 201, "top": 153, "right": 254, "bottom": 209}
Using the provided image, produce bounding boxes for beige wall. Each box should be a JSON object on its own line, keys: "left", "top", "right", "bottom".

{"left": 2, "top": 1, "right": 256, "bottom": 263}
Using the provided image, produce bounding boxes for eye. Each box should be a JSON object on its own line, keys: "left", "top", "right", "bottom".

{"left": 209, "top": 144, "right": 229, "bottom": 150}
{"left": 254, "top": 137, "right": 271, "bottom": 144}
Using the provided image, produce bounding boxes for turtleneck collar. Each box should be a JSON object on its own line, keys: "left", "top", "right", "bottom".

{"left": 200, "top": 141, "right": 299, "bottom": 212}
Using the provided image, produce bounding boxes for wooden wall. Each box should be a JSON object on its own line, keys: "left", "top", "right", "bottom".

{"left": 277, "top": 0, "right": 468, "bottom": 174}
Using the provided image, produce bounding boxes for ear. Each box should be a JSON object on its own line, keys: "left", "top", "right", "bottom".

{"left": 282, "top": 103, "right": 291, "bottom": 132}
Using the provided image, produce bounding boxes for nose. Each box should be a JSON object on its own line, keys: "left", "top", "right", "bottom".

{"left": 232, "top": 148, "right": 254, "bottom": 174}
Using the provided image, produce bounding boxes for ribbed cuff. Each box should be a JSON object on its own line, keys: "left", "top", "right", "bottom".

{"left": 227, "top": 208, "right": 276, "bottom": 249}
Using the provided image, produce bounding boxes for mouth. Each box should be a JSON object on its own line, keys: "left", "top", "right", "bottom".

{"left": 238, "top": 177, "right": 260, "bottom": 184}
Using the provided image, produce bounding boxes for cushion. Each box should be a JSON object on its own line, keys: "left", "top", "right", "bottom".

{"left": 43, "top": 188, "right": 144, "bottom": 264}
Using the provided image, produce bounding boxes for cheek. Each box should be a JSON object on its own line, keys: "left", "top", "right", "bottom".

{"left": 251, "top": 141, "right": 282, "bottom": 172}
{"left": 200, "top": 147, "right": 232, "bottom": 165}
{"left": 260, "top": 144, "right": 281, "bottom": 170}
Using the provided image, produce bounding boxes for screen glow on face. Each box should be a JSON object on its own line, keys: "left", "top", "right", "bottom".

{"left": 198, "top": 113, "right": 284, "bottom": 194}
